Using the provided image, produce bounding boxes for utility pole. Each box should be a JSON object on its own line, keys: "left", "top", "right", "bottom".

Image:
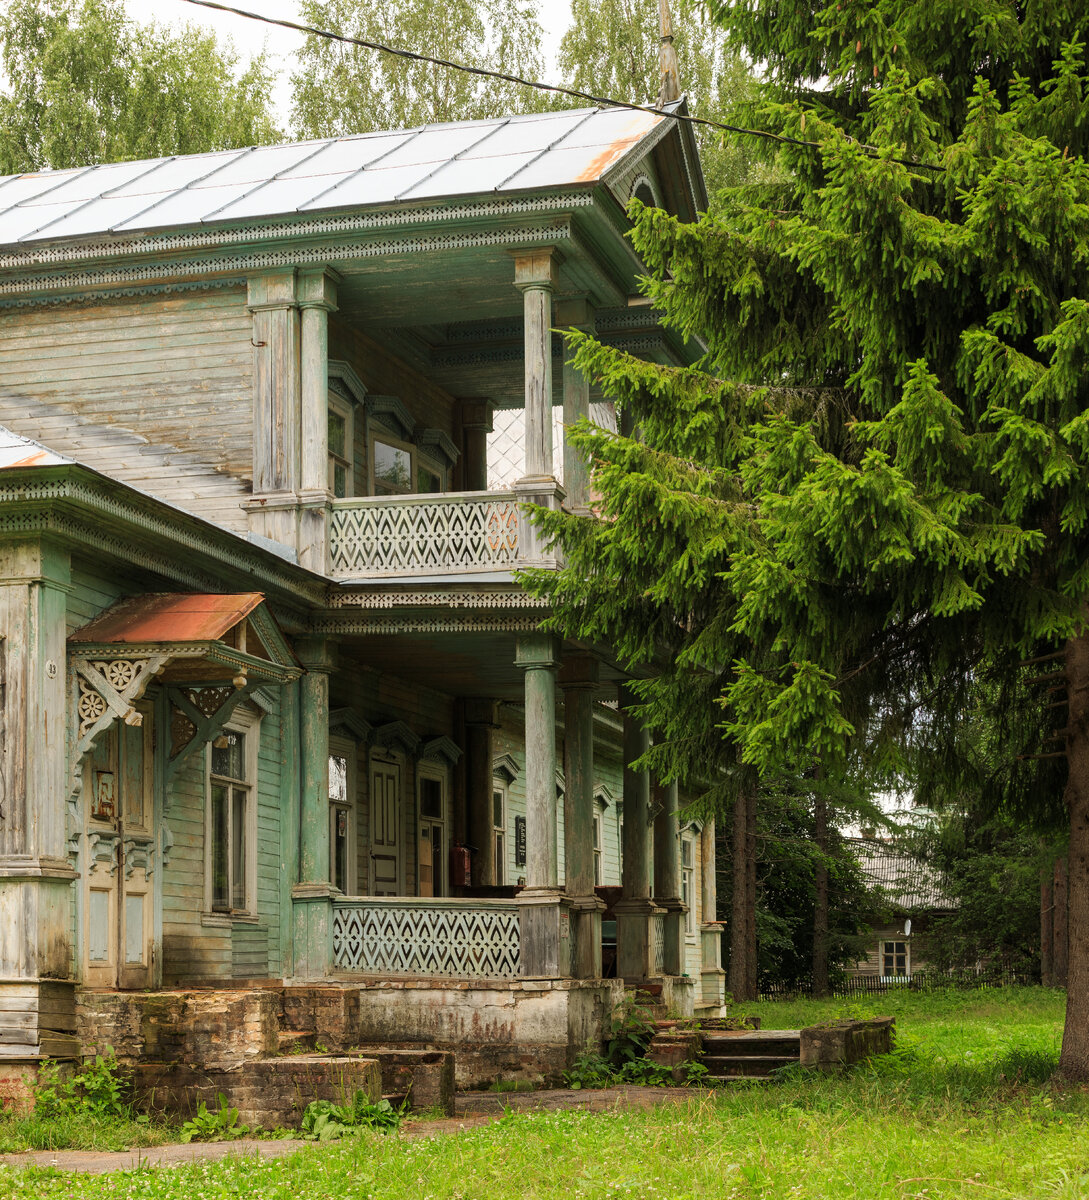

{"left": 657, "top": 0, "right": 681, "bottom": 107}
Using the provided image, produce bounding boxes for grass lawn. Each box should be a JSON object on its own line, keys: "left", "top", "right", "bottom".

{"left": 1, "top": 987, "right": 1085, "bottom": 1198}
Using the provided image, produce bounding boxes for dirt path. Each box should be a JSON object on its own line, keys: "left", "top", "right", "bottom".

{"left": 0, "top": 1086, "right": 703, "bottom": 1175}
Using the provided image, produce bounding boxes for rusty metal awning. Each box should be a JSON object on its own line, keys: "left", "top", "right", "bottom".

{"left": 70, "top": 592, "right": 265, "bottom": 644}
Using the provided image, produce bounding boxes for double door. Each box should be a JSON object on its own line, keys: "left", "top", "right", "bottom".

{"left": 83, "top": 707, "right": 155, "bottom": 988}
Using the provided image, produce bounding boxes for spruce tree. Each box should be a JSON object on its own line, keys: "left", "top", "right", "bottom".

{"left": 531, "top": 2, "right": 1089, "bottom": 1076}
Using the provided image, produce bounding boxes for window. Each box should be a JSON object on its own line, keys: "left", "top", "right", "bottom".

{"left": 418, "top": 768, "right": 448, "bottom": 897}
{"left": 328, "top": 394, "right": 353, "bottom": 498}
{"left": 881, "top": 940, "right": 910, "bottom": 978}
{"left": 206, "top": 714, "right": 258, "bottom": 916}
{"left": 329, "top": 740, "right": 355, "bottom": 894}
{"left": 492, "top": 785, "right": 507, "bottom": 885}
{"left": 371, "top": 433, "right": 445, "bottom": 496}
{"left": 592, "top": 812, "right": 603, "bottom": 885}
{"left": 681, "top": 835, "right": 696, "bottom": 936}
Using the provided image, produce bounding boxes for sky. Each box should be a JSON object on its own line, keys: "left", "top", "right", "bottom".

{"left": 122, "top": 0, "right": 573, "bottom": 130}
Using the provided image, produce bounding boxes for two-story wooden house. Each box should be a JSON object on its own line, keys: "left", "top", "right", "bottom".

{"left": 0, "top": 104, "right": 725, "bottom": 1092}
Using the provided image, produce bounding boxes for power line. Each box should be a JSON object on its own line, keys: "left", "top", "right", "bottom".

{"left": 175, "top": 0, "right": 943, "bottom": 175}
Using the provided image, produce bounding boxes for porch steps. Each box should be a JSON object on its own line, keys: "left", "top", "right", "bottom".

{"left": 701, "top": 1030, "right": 801, "bottom": 1080}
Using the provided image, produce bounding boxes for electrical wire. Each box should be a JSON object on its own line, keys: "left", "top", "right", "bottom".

{"left": 175, "top": 0, "right": 944, "bottom": 174}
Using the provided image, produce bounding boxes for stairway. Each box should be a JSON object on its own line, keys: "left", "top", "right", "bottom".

{"left": 701, "top": 1029, "right": 801, "bottom": 1079}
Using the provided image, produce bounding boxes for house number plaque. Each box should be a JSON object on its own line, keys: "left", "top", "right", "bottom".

{"left": 514, "top": 816, "right": 526, "bottom": 867}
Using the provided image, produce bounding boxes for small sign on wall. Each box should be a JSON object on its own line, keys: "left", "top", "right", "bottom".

{"left": 515, "top": 815, "right": 526, "bottom": 867}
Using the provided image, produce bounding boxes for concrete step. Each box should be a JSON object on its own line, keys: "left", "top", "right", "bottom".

{"left": 703, "top": 1054, "right": 799, "bottom": 1078}
{"left": 703, "top": 1030, "right": 800, "bottom": 1057}
{"left": 277, "top": 1030, "right": 317, "bottom": 1054}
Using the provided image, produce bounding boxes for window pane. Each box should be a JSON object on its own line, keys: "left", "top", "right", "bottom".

{"left": 493, "top": 790, "right": 504, "bottom": 828}
{"left": 421, "top": 777, "right": 443, "bottom": 819}
{"left": 212, "top": 732, "right": 244, "bottom": 781}
{"left": 231, "top": 786, "right": 246, "bottom": 911}
{"left": 329, "top": 754, "right": 348, "bottom": 804}
{"left": 333, "top": 806, "right": 349, "bottom": 892}
{"left": 494, "top": 832, "right": 504, "bottom": 884}
{"left": 332, "top": 462, "right": 348, "bottom": 499}
{"left": 374, "top": 441, "right": 412, "bottom": 491}
{"left": 417, "top": 465, "right": 441, "bottom": 493}
{"left": 328, "top": 409, "right": 347, "bottom": 458}
{"left": 211, "top": 784, "right": 229, "bottom": 910}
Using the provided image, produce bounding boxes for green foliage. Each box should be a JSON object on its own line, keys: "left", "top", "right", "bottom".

{"left": 299, "top": 1092, "right": 403, "bottom": 1141}
{"left": 291, "top": 0, "right": 547, "bottom": 137}
{"left": 178, "top": 1095, "right": 250, "bottom": 1144}
{"left": 34, "top": 1050, "right": 131, "bottom": 1120}
{"left": 603, "top": 994, "right": 658, "bottom": 1065}
{"left": 563, "top": 1049, "right": 616, "bottom": 1090}
{"left": 0, "top": 0, "right": 279, "bottom": 173}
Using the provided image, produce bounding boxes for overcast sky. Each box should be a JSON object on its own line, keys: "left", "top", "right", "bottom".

{"left": 122, "top": 0, "right": 572, "bottom": 130}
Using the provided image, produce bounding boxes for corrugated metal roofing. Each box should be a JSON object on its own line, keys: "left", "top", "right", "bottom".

{"left": 852, "top": 839, "right": 955, "bottom": 910}
{"left": 0, "top": 107, "right": 663, "bottom": 248}
{"left": 69, "top": 593, "right": 265, "bottom": 644}
{"left": 0, "top": 425, "right": 73, "bottom": 468}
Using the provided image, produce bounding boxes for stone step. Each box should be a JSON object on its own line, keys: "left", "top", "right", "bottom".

{"left": 703, "top": 1054, "right": 799, "bottom": 1078}
{"left": 703, "top": 1031, "right": 800, "bottom": 1057}
{"left": 277, "top": 1029, "right": 317, "bottom": 1054}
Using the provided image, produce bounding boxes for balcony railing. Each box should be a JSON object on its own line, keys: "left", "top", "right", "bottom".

{"left": 332, "top": 897, "right": 522, "bottom": 979}
{"left": 329, "top": 489, "right": 563, "bottom": 579}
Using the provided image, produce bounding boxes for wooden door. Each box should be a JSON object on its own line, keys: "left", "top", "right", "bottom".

{"left": 369, "top": 760, "right": 402, "bottom": 896}
{"left": 83, "top": 706, "right": 155, "bottom": 988}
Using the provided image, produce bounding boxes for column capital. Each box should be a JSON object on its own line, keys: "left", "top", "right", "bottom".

{"left": 559, "top": 654, "right": 599, "bottom": 691}
{"left": 460, "top": 398, "right": 495, "bottom": 433}
{"left": 515, "top": 632, "right": 562, "bottom": 671}
{"left": 554, "top": 294, "right": 596, "bottom": 331}
{"left": 511, "top": 247, "right": 561, "bottom": 292}
{"left": 246, "top": 267, "right": 298, "bottom": 310}
{"left": 296, "top": 636, "right": 337, "bottom": 674}
{"left": 297, "top": 265, "right": 341, "bottom": 312}
{"left": 463, "top": 698, "right": 501, "bottom": 728}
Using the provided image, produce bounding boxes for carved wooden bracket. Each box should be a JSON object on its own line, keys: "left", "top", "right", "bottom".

{"left": 165, "top": 684, "right": 255, "bottom": 784}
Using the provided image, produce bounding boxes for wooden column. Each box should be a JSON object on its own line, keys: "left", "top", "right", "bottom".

{"left": 653, "top": 779, "right": 685, "bottom": 977}
{"left": 0, "top": 540, "right": 77, "bottom": 1059}
{"left": 464, "top": 699, "right": 500, "bottom": 887}
{"left": 516, "top": 633, "right": 571, "bottom": 977}
{"left": 562, "top": 655, "right": 604, "bottom": 978}
{"left": 699, "top": 817, "right": 727, "bottom": 1009}
{"left": 297, "top": 267, "right": 339, "bottom": 573}
{"left": 556, "top": 296, "right": 595, "bottom": 511}
{"left": 246, "top": 269, "right": 302, "bottom": 551}
{"left": 615, "top": 683, "right": 661, "bottom": 981}
{"left": 460, "top": 400, "right": 493, "bottom": 493}
{"left": 293, "top": 637, "right": 335, "bottom": 981}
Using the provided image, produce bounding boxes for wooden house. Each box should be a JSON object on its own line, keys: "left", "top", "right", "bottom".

{"left": 0, "top": 105, "right": 725, "bottom": 1093}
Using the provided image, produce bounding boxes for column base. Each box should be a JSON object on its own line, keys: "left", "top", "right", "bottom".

{"left": 516, "top": 890, "right": 572, "bottom": 978}
{"left": 614, "top": 898, "right": 665, "bottom": 982}
{"left": 292, "top": 884, "right": 336, "bottom": 981}
{"left": 566, "top": 894, "right": 606, "bottom": 979}
{"left": 700, "top": 923, "right": 727, "bottom": 1007}
{"left": 655, "top": 897, "right": 687, "bottom": 978}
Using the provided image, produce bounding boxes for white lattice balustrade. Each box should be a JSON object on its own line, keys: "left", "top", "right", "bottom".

{"left": 332, "top": 898, "right": 522, "bottom": 978}
{"left": 652, "top": 913, "right": 666, "bottom": 976}
{"left": 329, "top": 491, "right": 521, "bottom": 578}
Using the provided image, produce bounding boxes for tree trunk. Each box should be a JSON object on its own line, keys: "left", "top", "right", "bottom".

{"left": 1059, "top": 632, "right": 1089, "bottom": 1079}
{"left": 745, "top": 786, "right": 758, "bottom": 1001}
{"left": 728, "top": 789, "right": 751, "bottom": 1001}
{"left": 812, "top": 793, "right": 830, "bottom": 998}
{"left": 1054, "top": 854, "right": 1069, "bottom": 989}
{"left": 1041, "top": 863, "right": 1054, "bottom": 988}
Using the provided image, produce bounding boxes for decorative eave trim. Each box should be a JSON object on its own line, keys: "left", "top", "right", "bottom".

{"left": 418, "top": 735, "right": 462, "bottom": 767}
{"left": 417, "top": 428, "right": 460, "bottom": 467}
{"left": 594, "top": 784, "right": 614, "bottom": 809}
{"left": 0, "top": 276, "right": 246, "bottom": 313}
{"left": 311, "top": 613, "right": 545, "bottom": 636}
{"left": 330, "top": 708, "right": 373, "bottom": 743}
{"left": 322, "top": 589, "right": 548, "bottom": 610}
{"left": 0, "top": 191, "right": 595, "bottom": 274}
{"left": 492, "top": 753, "right": 520, "bottom": 784}
{"left": 366, "top": 395, "right": 416, "bottom": 441}
{"left": 0, "top": 214, "right": 581, "bottom": 300}
{"left": 0, "top": 467, "right": 323, "bottom": 610}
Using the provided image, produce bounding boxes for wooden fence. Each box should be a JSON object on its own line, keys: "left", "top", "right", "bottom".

{"left": 759, "top": 969, "right": 1036, "bottom": 1001}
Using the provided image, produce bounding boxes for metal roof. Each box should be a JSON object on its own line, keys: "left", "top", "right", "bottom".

{"left": 852, "top": 839, "right": 955, "bottom": 911}
{"left": 0, "top": 107, "right": 664, "bottom": 248}
{"left": 69, "top": 593, "right": 265, "bottom": 644}
{"left": 0, "top": 425, "right": 73, "bottom": 468}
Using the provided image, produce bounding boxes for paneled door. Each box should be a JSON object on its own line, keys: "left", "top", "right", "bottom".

{"left": 83, "top": 705, "right": 155, "bottom": 988}
{"left": 369, "top": 760, "right": 402, "bottom": 896}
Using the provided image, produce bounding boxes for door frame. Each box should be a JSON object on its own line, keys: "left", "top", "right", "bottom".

{"left": 368, "top": 753, "right": 404, "bottom": 896}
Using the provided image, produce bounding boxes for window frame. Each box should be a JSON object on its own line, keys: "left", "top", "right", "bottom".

{"left": 328, "top": 735, "right": 357, "bottom": 895}
{"left": 491, "top": 780, "right": 507, "bottom": 886}
{"left": 681, "top": 833, "right": 696, "bottom": 938}
{"left": 880, "top": 939, "right": 910, "bottom": 979}
{"left": 204, "top": 707, "right": 260, "bottom": 920}
{"left": 417, "top": 762, "right": 450, "bottom": 898}
{"left": 327, "top": 390, "right": 354, "bottom": 499}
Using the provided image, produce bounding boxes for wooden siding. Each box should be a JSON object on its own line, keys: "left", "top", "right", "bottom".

{"left": 0, "top": 289, "right": 254, "bottom": 532}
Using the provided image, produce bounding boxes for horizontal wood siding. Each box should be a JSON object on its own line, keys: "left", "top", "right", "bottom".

{"left": 0, "top": 289, "right": 254, "bottom": 532}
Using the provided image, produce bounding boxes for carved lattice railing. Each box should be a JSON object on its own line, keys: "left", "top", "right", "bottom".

{"left": 652, "top": 912, "right": 666, "bottom": 976}
{"left": 332, "top": 897, "right": 522, "bottom": 979}
{"left": 329, "top": 491, "right": 523, "bottom": 578}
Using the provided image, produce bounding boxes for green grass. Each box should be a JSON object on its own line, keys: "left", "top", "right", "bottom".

{"left": 0, "top": 1109, "right": 175, "bottom": 1154}
{"left": 2, "top": 988, "right": 1086, "bottom": 1198}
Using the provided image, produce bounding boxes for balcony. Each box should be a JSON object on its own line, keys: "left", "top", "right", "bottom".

{"left": 328, "top": 487, "right": 561, "bottom": 581}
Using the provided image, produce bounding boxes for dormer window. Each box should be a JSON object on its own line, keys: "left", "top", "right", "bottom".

{"left": 328, "top": 393, "right": 353, "bottom": 498}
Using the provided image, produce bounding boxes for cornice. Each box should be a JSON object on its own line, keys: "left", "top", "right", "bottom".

{"left": 0, "top": 277, "right": 246, "bottom": 312}
{"left": 323, "top": 587, "right": 549, "bottom": 610}
{"left": 0, "top": 470, "right": 322, "bottom": 609}
{"left": 310, "top": 612, "right": 546, "bottom": 636}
